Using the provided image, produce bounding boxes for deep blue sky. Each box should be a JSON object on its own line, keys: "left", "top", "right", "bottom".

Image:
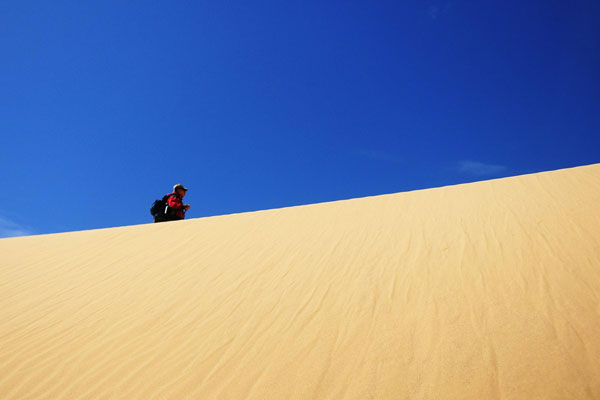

{"left": 1, "top": 1, "right": 599, "bottom": 237}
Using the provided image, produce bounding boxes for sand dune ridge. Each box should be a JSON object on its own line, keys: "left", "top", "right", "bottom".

{"left": 1, "top": 164, "right": 600, "bottom": 399}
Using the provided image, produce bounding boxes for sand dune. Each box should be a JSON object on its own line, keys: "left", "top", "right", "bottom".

{"left": 1, "top": 164, "right": 600, "bottom": 399}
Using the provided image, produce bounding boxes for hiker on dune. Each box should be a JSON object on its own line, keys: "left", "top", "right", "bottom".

{"left": 153, "top": 184, "right": 191, "bottom": 223}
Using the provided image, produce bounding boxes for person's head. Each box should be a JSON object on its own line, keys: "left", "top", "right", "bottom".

{"left": 173, "top": 183, "right": 188, "bottom": 197}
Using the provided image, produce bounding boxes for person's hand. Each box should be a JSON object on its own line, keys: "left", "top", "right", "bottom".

{"left": 184, "top": 204, "right": 191, "bottom": 211}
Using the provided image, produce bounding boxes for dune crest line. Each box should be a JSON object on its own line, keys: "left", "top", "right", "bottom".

{"left": 1, "top": 164, "right": 600, "bottom": 399}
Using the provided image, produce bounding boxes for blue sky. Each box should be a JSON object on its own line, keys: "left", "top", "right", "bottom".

{"left": 1, "top": 0, "right": 599, "bottom": 237}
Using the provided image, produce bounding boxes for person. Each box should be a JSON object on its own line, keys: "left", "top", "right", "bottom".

{"left": 154, "top": 184, "right": 191, "bottom": 222}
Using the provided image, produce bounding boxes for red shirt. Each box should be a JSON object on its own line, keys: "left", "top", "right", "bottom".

{"left": 167, "top": 192, "right": 186, "bottom": 219}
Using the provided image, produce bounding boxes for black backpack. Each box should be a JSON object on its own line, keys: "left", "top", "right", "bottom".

{"left": 150, "top": 194, "right": 171, "bottom": 217}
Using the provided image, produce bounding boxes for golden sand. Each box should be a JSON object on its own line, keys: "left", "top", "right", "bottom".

{"left": 1, "top": 164, "right": 599, "bottom": 399}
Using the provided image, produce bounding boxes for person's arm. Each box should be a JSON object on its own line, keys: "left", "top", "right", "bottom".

{"left": 167, "top": 195, "right": 183, "bottom": 211}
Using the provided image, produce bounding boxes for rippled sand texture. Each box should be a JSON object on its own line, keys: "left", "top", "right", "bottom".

{"left": 1, "top": 164, "right": 600, "bottom": 399}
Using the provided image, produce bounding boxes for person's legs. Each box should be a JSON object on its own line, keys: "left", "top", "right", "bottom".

{"left": 164, "top": 214, "right": 179, "bottom": 222}
{"left": 154, "top": 213, "right": 181, "bottom": 223}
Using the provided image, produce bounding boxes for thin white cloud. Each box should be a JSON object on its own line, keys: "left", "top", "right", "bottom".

{"left": 0, "top": 216, "right": 33, "bottom": 238}
{"left": 428, "top": 5, "right": 440, "bottom": 20}
{"left": 458, "top": 160, "right": 507, "bottom": 176}
{"left": 428, "top": 2, "right": 452, "bottom": 20}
